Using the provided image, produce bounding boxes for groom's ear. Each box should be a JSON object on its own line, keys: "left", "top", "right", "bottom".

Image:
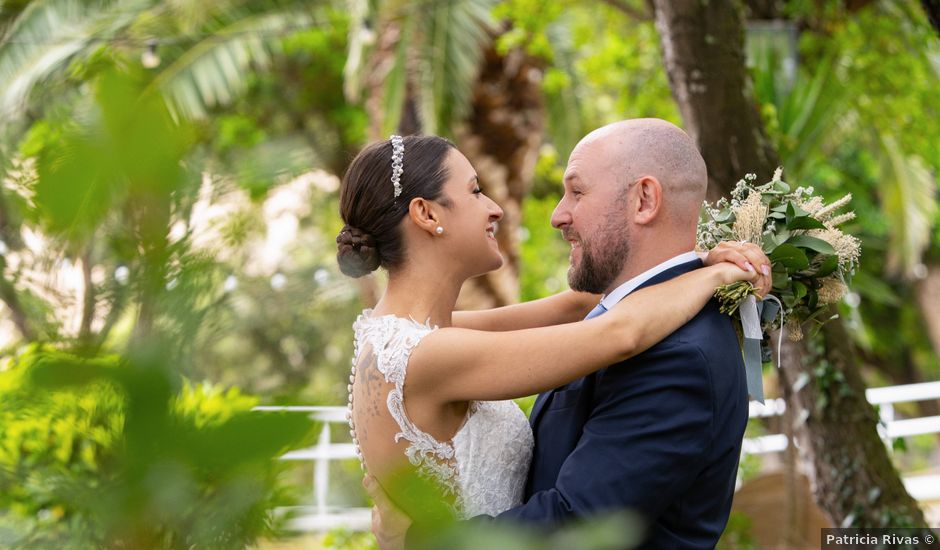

{"left": 632, "top": 175, "right": 663, "bottom": 225}
{"left": 407, "top": 197, "right": 442, "bottom": 237}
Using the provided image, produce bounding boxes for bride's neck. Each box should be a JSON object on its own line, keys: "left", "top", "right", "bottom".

{"left": 372, "top": 268, "right": 463, "bottom": 328}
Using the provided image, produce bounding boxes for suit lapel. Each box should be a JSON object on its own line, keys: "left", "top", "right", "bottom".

{"left": 528, "top": 259, "right": 704, "bottom": 432}
{"left": 529, "top": 391, "right": 554, "bottom": 428}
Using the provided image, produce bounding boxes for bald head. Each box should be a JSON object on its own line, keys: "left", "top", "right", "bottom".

{"left": 577, "top": 118, "right": 707, "bottom": 228}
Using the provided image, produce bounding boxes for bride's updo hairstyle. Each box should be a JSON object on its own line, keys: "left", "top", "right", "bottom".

{"left": 337, "top": 135, "right": 455, "bottom": 278}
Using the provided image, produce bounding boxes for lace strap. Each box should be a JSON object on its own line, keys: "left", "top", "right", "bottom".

{"left": 354, "top": 312, "right": 460, "bottom": 498}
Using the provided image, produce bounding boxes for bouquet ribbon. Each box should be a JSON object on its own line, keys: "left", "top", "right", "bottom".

{"left": 739, "top": 294, "right": 783, "bottom": 404}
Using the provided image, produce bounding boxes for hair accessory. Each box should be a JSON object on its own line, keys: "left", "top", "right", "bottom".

{"left": 390, "top": 135, "right": 404, "bottom": 198}
{"left": 435, "top": 226, "right": 444, "bottom": 235}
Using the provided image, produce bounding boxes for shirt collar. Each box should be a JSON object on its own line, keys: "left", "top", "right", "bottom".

{"left": 599, "top": 251, "right": 700, "bottom": 310}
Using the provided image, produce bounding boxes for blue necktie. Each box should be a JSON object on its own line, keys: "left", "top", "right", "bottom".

{"left": 585, "top": 302, "right": 608, "bottom": 320}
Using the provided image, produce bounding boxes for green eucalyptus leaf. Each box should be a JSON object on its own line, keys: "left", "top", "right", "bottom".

{"left": 715, "top": 210, "right": 734, "bottom": 222}
{"left": 787, "top": 216, "right": 827, "bottom": 231}
{"left": 769, "top": 243, "right": 810, "bottom": 270}
{"left": 793, "top": 281, "right": 808, "bottom": 300}
{"left": 772, "top": 269, "right": 790, "bottom": 290}
{"left": 762, "top": 233, "right": 779, "bottom": 251}
{"left": 785, "top": 235, "right": 836, "bottom": 255}
{"left": 814, "top": 255, "right": 840, "bottom": 278}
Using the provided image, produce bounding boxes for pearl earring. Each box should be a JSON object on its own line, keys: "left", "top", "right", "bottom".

{"left": 435, "top": 226, "right": 444, "bottom": 235}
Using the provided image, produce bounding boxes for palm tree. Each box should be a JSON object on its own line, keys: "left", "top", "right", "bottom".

{"left": 346, "top": 0, "right": 575, "bottom": 309}
{"left": 0, "top": 0, "right": 332, "bottom": 345}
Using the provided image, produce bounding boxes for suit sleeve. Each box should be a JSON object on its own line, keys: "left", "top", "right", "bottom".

{"left": 495, "top": 343, "right": 716, "bottom": 525}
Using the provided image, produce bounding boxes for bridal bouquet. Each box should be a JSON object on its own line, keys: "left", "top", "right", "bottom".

{"left": 697, "top": 168, "right": 861, "bottom": 341}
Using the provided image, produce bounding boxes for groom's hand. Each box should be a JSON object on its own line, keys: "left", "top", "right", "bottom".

{"left": 363, "top": 474, "right": 410, "bottom": 550}
{"left": 704, "top": 241, "right": 772, "bottom": 297}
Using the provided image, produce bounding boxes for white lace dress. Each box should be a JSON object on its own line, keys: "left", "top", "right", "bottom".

{"left": 347, "top": 310, "right": 534, "bottom": 518}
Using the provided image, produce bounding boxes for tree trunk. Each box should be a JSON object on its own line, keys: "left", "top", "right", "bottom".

{"left": 922, "top": 0, "right": 940, "bottom": 36}
{"left": 79, "top": 241, "right": 95, "bottom": 343}
{"left": 652, "top": 0, "right": 927, "bottom": 528}
{"left": 916, "top": 262, "right": 940, "bottom": 357}
{"left": 0, "top": 262, "right": 35, "bottom": 341}
{"left": 0, "top": 185, "right": 35, "bottom": 340}
{"left": 778, "top": 315, "right": 927, "bottom": 526}
{"left": 454, "top": 39, "right": 544, "bottom": 309}
{"left": 652, "top": 0, "right": 780, "bottom": 200}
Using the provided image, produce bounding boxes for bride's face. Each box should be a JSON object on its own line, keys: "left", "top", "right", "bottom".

{"left": 437, "top": 149, "right": 504, "bottom": 277}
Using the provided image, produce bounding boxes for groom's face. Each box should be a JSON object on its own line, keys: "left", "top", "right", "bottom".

{"left": 551, "top": 141, "right": 633, "bottom": 295}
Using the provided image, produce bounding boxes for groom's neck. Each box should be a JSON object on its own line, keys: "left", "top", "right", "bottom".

{"left": 603, "top": 239, "right": 694, "bottom": 295}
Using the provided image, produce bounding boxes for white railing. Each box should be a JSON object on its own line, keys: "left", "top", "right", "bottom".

{"left": 744, "top": 380, "right": 940, "bottom": 501}
{"left": 258, "top": 380, "right": 940, "bottom": 532}
{"left": 253, "top": 406, "right": 370, "bottom": 532}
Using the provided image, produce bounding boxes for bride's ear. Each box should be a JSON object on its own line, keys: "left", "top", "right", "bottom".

{"left": 407, "top": 198, "right": 442, "bottom": 237}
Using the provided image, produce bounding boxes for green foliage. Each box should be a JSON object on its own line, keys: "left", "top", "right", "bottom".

{"left": 750, "top": 0, "right": 940, "bottom": 386}
{"left": 518, "top": 194, "right": 569, "bottom": 302}
{"left": 0, "top": 344, "right": 314, "bottom": 549}
{"left": 716, "top": 511, "right": 756, "bottom": 550}
{"left": 495, "top": 2, "right": 676, "bottom": 158}
{"left": 409, "top": 509, "right": 646, "bottom": 550}
{"left": 33, "top": 68, "right": 190, "bottom": 245}
{"left": 322, "top": 528, "right": 378, "bottom": 550}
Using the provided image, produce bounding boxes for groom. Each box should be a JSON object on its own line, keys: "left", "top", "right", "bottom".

{"left": 367, "top": 119, "right": 770, "bottom": 548}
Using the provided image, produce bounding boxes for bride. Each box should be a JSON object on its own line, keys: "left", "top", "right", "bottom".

{"left": 337, "top": 134, "right": 768, "bottom": 529}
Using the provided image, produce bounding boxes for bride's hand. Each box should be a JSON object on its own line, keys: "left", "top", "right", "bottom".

{"left": 364, "top": 474, "right": 410, "bottom": 550}
{"left": 708, "top": 261, "right": 771, "bottom": 298}
{"left": 704, "top": 241, "right": 772, "bottom": 298}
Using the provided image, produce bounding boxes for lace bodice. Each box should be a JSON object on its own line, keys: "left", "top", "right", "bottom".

{"left": 348, "top": 310, "right": 533, "bottom": 518}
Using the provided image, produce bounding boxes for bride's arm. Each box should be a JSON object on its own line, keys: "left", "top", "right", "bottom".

{"left": 408, "top": 262, "right": 762, "bottom": 403}
{"left": 450, "top": 241, "right": 770, "bottom": 332}
{"left": 452, "top": 290, "right": 599, "bottom": 331}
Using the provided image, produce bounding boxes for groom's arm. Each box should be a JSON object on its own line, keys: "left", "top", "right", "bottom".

{"left": 497, "top": 343, "right": 716, "bottom": 525}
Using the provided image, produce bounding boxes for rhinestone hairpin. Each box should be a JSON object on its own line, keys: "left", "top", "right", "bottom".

{"left": 390, "top": 135, "right": 404, "bottom": 198}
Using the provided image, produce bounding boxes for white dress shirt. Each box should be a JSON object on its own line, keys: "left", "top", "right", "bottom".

{"left": 599, "top": 251, "right": 701, "bottom": 310}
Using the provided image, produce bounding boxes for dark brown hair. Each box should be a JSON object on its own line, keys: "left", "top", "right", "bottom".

{"left": 336, "top": 135, "right": 456, "bottom": 278}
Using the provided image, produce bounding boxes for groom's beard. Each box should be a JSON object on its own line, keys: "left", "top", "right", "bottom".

{"left": 567, "top": 222, "right": 631, "bottom": 295}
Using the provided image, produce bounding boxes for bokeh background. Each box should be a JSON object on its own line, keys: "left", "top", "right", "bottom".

{"left": 0, "top": 0, "right": 938, "bottom": 548}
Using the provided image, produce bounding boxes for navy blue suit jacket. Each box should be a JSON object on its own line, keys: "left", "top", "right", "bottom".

{"left": 495, "top": 259, "right": 748, "bottom": 548}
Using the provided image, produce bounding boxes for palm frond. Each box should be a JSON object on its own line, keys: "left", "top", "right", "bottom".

{"left": 149, "top": 9, "right": 315, "bottom": 121}
{"left": 0, "top": 0, "right": 145, "bottom": 124}
{"left": 542, "top": 18, "right": 584, "bottom": 161}
{"left": 348, "top": 0, "right": 495, "bottom": 136}
{"left": 878, "top": 133, "right": 937, "bottom": 279}
{"left": 750, "top": 49, "right": 847, "bottom": 177}
{"left": 379, "top": 16, "right": 409, "bottom": 137}
{"left": 342, "top": 0, "right": 375, "bottom": 102}
{"left": 415, "top": 0, "right": 495, "bottom": 135}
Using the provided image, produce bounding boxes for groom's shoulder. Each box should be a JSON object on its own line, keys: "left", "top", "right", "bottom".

{"left": 611, "top": 262, "right": 741, "bottom": 376}
{"left": 638, "top": 261, "right": 737, "bottom": 345}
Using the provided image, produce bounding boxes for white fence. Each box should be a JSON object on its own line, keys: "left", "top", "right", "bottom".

{"left": 257, "top": 380, "right": 940, "bottom": 532}
{"left": 252, "top": 406, "right": 371, "bottom": 531}
{"left": 744, "top": 380, "right": 940, "bottom": 502}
